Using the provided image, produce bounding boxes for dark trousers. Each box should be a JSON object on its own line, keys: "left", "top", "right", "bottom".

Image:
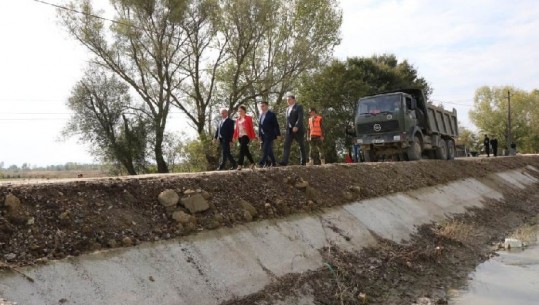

{"left": 259, "top": 134, "right": 276, "bottom": 166}
{"left": 492, "top": 144, "right": 498, "bottom": 157}
{"left": 485, "top": 145, "right": 490, "bottom": 157}
{"left": 309, "top": 137, "right": 324, "bottom": 162}
{"left": 238, "top": 136, "right": 254, "bottom": 165}
{"left": 218, "top": 139, "right": 237, "bottom": 170}
{"left": 282, "top": 129, "right": 307, "bottom": 165}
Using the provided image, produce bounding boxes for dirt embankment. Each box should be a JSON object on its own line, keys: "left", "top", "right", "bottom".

{"left": 0, "top": 156, "right": 538, "bottom": 270}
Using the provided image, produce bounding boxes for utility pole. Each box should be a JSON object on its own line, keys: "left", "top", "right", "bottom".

{"left": 507, "top": 90, "right": 512, "bottom": 155}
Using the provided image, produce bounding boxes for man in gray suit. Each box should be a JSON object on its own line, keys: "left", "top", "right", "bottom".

{"left": 279, "top": 92, "right": 307, "bottom": 166}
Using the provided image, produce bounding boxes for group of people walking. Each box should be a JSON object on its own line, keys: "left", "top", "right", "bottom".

{"left": 483, "top": 135, "right": 498, "bottom": 157}
{"left": 483, "top": 134, "right": 518, "bottom": 157}
{"left": 213, "top": 92, "right": 325, "bottom": 170}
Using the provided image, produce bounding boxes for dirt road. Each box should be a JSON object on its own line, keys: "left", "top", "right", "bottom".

{"left": 1, "top": 156, "right": 538, "bottom": 268}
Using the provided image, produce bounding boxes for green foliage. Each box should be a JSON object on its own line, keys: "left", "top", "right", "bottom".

{"left": 178, "top": 0, "right": 342, "bottom": 128}
{"left": 299, "top": 54, "right": 432, "bottom": 162}
{"left": 457, "top": 126, "right": 481, "bottom": 153}
{"left": 175, "top": 138, "right": 211, "bottom": 172}
{"left": 469, "top": 86, "right": 539, "bottom": 153}
{"left": 60, "top": 0, "right": 194, "bottom": 173}
{"left": 60, "top": 0, "right": 342, "bottom": 172}
{"left": 63, "top": 65, "right": 149, "bottom": 175}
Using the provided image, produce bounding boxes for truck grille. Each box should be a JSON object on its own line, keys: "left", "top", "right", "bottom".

{"left": 357, "top": 120, "right": 399, "bottom": 133}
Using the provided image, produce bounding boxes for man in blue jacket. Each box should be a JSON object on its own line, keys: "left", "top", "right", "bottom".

{"left": 258, "top": 101, "right": 281, "bottom": 167}
{"left": 214, "top": 108, "right": 237, "bottom": 170}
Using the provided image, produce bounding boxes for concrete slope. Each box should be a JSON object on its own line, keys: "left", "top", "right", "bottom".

{"left": 0, "top": 166, "right": 537, "bottom": 305}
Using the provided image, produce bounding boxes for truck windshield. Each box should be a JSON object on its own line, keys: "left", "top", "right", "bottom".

{"left": 357, "top": 95, "right": 402, "bottom": 116}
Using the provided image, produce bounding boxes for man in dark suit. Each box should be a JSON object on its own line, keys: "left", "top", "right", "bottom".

{"left": 214, "top": 108, "right": 237, "bottom": 170}
{"left": 483, "top": 134, "right": 490, "bottom": 157}
{"left": 258, "top": 101, "right": 281, "bottom": 167}
{"left": 280, "top": 92, "right": 307, "bottom": 166}
{"left": 490, "top": 137, "right": 498, "bottom": 157}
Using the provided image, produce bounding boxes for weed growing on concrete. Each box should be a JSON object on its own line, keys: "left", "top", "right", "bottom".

{"left": 436, "top": 220, "right": 482, "bottom": 245}
{"left": 509, "top": 218, "right": 539, "bottom": 245}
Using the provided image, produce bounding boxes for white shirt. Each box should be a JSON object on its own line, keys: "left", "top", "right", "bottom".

{"left": 287, "top": 104, "right": 295, "bottom": 128}
{"left": 287, "top": 104, "right": 294, "bottom": 118}
{"left": 259, "top": 111, "right": 268, "bottom": 135}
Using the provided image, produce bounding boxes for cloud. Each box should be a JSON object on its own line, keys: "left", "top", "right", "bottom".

{"left": 335, "top": 0, "right": 539, "bottom": 127}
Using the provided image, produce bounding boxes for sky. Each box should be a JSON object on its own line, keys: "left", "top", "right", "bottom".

{"left": 1, "top": 0, "right": 538, "bottom": 167}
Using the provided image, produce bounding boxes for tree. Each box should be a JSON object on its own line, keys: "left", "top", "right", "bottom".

{"left": 174, "top": 0, "right": 342, "bottom": 167}
{"left": 63, "top": 65, "right": 148, "bottom": 175}
{"left": 214, "top": 0, "right": 343, "bottom": 111}
{"left": 469, "top": 86, "right": 539, "bottom": 153}
{"left": 299, "top": 54, "right": 432, "bottom": 162}
{"left": 59, "top": 0, "right": 341, "bottom": 172}
{"left": 457, "top": 126, "right": 480, "bottom": 154}
{"left": 59, "top": 0, "right": 191, "bottom": 173}
{"left": 175, "top": 137, "right": 210, "bottom": 172}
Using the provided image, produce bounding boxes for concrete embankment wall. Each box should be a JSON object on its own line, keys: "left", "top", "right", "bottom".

{"left": 1, "top": 164, "right": 538, "bottom": 305}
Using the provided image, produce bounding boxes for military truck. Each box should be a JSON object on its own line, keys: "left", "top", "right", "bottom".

{"left": 354, "top": 89, "right": 458, "bottom": 162}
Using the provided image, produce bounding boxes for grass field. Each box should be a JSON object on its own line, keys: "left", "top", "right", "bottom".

{"left": 0, "top": 169, "right": 109, "bottom": 183}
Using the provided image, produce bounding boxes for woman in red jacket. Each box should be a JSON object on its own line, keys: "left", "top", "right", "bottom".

{"left": 233, "top": 105, "right": 257, "bottom": 170}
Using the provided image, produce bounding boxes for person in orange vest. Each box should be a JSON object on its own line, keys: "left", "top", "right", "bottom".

{"left": 307, "top": 107, "right": 325, "bottom": 165}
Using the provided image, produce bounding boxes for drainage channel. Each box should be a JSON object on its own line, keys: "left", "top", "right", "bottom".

{"left": 449, "top": 221, "right": 539, "bottom": 305}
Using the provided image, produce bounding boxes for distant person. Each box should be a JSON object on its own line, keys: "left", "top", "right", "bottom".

{"left": 233, "top": 105, "right": 257, "bottom": 170}
{"left": 279, "top": 92, "right": 307, "bottom": 166}
{"left": 258, "top": 101, "right": 281, "bottom": 168}
{"left": 490, "top": 137, "right": 498, "bottom": 157}
{"left": 214, "top": 108, "right": 237, "bottom": 170}
{"left": 307, "top": 107, "right": 325, "bottom": 165}
{"left": 345, "top": 123, "right": 360, "bottom": 162}
{"left": 483, "top": 135, "right": 490, "bottom": 157}
{"left": 352, "top": 144, "right": 360, "bottom": 162}
{"left": 393, "top": 99, "right": 401, "bottom": 111}
{"left": 510, "top": 142, "right": 517, "bottom": 156}
{"left": 370, "top": 106, "right": 381, "bottom": 114}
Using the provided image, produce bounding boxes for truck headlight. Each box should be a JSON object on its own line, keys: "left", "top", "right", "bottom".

{"left": 393, "top": 135, "right": 401, "bottom": 141}
{"left": 356, "top": 139, "right": 363, "bottom": 144}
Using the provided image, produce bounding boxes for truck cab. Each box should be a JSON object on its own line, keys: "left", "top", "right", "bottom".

{"left": 354, "top": 89, "right": 457, "bottom": 162}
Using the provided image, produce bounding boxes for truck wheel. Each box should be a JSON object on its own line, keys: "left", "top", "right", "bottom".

{"left": 407, "top": 136, "right": 422, "bottom": 161}
{"left": 435, "top": 140, "right": 448, "bottom": 160}
{"left": 447, "top": 139, "right": 455, "bottom": 160}
{"left": 364, "top": 149, "right": 376, "bottom": 162}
